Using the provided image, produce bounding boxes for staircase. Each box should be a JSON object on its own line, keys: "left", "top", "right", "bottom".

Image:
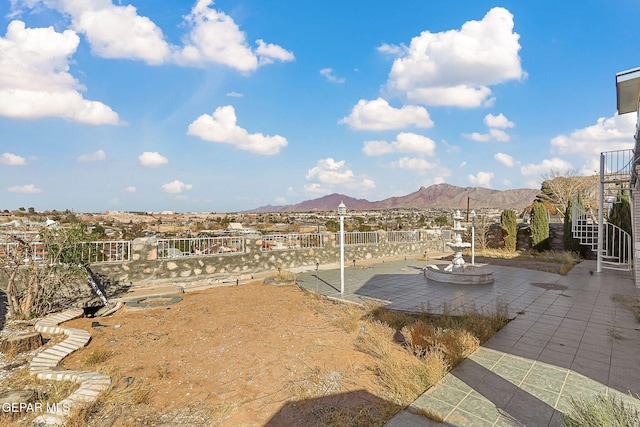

{"left": 571, "top": 149, "right": 633, "bottom": 272}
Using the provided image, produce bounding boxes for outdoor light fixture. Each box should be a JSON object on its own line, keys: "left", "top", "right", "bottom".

{"left": 338, "top": 201, "right": 346, "bottom": 294}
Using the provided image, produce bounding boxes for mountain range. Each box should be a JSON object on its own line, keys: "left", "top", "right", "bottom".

{"left": 248, "top": 184, "right": 540, "bottom": 212}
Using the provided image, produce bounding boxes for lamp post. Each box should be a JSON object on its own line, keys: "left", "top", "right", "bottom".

{"left": 470, "top": 210, "right": 476, "bottom": 265}
{"left": 338, "top": 201, "right": 347, "bottom": 294}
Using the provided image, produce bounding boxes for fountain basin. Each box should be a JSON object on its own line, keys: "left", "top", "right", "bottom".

{"left": 425, "top": 264, "right": 494, "bottom": 285}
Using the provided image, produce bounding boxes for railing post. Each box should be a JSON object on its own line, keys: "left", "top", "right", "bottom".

{"left": 598, "top": 152, "right": 604, "bottom": 273}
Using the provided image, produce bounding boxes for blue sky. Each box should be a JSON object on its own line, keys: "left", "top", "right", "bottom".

{"left": 1, "top": 0, "right": 639, "bottom": 213}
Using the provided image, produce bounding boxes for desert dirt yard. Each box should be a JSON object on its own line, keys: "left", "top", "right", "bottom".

{"left": 59, "top": 281, "right": 417, "bottom": 426}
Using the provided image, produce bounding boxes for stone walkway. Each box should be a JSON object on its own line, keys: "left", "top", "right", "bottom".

{"left": 295, "top": 258, "right": 640, "bottom": 426}
{"left": 30, "top": 308, "right": 111, "bottom": 426}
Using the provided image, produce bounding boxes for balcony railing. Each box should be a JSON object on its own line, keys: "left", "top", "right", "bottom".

{"left": 157, "top": 237, "right": 245, "bottom": 259}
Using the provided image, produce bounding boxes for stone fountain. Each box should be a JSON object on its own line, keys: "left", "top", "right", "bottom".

{"left": 425, "top": 210, "right": 494, "bottom": 285}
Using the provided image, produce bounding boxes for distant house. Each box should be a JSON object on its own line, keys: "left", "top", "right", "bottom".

{"left": 223, "top": 223, "right": 260, "bottom": 237}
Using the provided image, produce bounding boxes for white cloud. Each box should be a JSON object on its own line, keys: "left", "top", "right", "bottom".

{"left": 162, "top": 180, "right": 193, "bottom": 194}
{"left": 494, "top": 152, "right": 515, "bottom": 167}
{"left": 363, "top": 132, "right": 436, "bottom": 156}
{"left": 550, "top": 113, "right": 636, "bottom": 158}
{"left": 124, "top": 186, "right": 136, "bottom": 193}
{"left": 226, "top": 91, "right": 243, "bottom": 97}
{"left": 0, "top": 20, "right": 119, "bottom": 124}
{"left": 56, "top": 0, "right": 171, "bottom": 65}
{"left": 187, "top": 105, "right": 288, "bottom": 155}
{"left": 77, "top": 149, "right": 106, "bottom": 162}
{"left": 459, "top": 161, "right": 467, "bottom": 168}
{"left": 340, "top": 98, "right": 433, "bottom": 130}
{"left": 176, "top": 0, "right": 293, "bottom": 71}
{"left": 304, "top": 158, "right": 375, "bottom": 195}
{"left": 0, "top": 152, "right": 26, "bottom": 165}
{"left": 384, "top": 7, "right": 524, "bottom": 107}
{"left": 8, "top": 183, "right": 41, "bottom": 193}
{"left": 468, "top": 171, "right": 494, "bottom": 187}
{"left": 138, "top": 151, "right": 168, "bottom": 167}
{"left": 464, "top": 114, "right": 514, "bottom": 142}
{"left": 320, "top": 68, "right": 345, "bottom": 83}
{"left": 390, "top": 157, "right": 436, "bottom": 170}
{"left": 520, "top": 157, "right": 573, "bottom": 176}
{"left": 485, "top": 113, "right": 514, "bottom": 129}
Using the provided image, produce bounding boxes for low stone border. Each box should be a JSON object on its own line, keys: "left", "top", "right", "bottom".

{"left": 125, "top": 295, "right": 183, "bottom": 309}
{"left": 29, "top": 308, "right": 111, "bottom": 426}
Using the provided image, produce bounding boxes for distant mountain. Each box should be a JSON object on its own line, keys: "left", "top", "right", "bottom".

{"left": 248, "top": 184, "right": 539, "bottom": 212}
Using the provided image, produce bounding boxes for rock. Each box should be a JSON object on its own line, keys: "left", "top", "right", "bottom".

{"left": 0, "top": 332, "right": 43, "bottom": 354}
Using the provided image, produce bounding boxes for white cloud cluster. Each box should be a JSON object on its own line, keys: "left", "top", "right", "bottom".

{"left": 320, "top": 68, "right": 345, "bottom": 83}
{"left": 363, "top": 132, "right": 436, "bottom": 156}
{"left": 550, "top": 113, "right": 636, "bottom": 158}
{"left": 17, "top": 0, "right": 293, "bottom": 71}
{"left": 138, "top": 151, "right": 168, "bottom": 167}
{"left": 494, "top": 152, "right": 515, "bottom": 167}
{"left": 0, "top": 20, "right": 120, "bottom": 124}
{"left": 520, "top": 157, "right": 573, "bottom": 176}
{"left": 304, "top": 158, "right": 375, "bottom": 195}
{"left": 162, "top": 180, "right": 193, "bottom": 194}
{"left": 384, "top": 7, "right": 524, "bottom": 107}
{"left": 56, "top": 0, "right": 170, "bottom": 65}
{"left": 464, "top": 113, "right": 514, "bottom": 142}
{"left": 8, "top": 183, "right": 41, "bottom": 193}
{"left": 175, "top": 0, "right": 293, "bottom": 70}
{"left": 468, "top": 171, "right": 494, "bottom": 187}
{"left": 0, "top": 152, "right": 26, "bottom": 165}
{"left": 340, "top": 98, "right": 433, "bottom": 130}
{"left": 187, "top": 105, "right": 288, "bottom": 155}
{"left": 77, "top": 149, "right": 106, "bottom": 162}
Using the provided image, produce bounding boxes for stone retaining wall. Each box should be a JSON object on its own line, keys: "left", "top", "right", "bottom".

{"left": 90, "top": 231, "right": 450, "bottom": 287}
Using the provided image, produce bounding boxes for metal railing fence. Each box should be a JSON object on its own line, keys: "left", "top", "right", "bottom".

{"left": 0, "top": 240, "right": 131, "bottom": 263}
{"left": 157, "top": 236, "right": 245, "bottom": 259}
{"left": 261, "top": 233, "right": 323, "bottom": 251}
{"left": 334, "top": 231, "right": 378, "bottom": 246}
{"left": 387, "top": 230, "right": 419, "bottom": 243}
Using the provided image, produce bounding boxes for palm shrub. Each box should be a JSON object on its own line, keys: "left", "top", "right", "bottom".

{"left": 501, "top": 209, "right": 517, "bottom": 252}
{"left": 531, "top": 202, "right": 550, "bottom": 251}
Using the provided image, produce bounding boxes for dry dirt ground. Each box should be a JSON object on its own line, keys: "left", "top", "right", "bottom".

{"left": 60, "top": 282, "right": 406, "bottom": 426}
{"left": 1, "top": 255, "right": 571, "bottom": 426}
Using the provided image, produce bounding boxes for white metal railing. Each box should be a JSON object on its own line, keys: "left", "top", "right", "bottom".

{"left": 157, "top": 236, "right": 245, "bottom": 259}
{"left": 334, "top": 231, "right": 378, "bottom": 246}
{"left": 0, "top": 241, "right": 45, "bottom": 262}
{"left": 261, "top": 233, "right": 323, "bottom": 251}
{"left": 75, "top": 241, "right": 131, "bottom": 263}
{"left": 0, "top": 240, "right": 131, "bottom": 263}
{"left": 571, "top": 197, "right": 632, "bottom": 271}
{"left": 387, "top": 230, "right": 419, "bottom": 243}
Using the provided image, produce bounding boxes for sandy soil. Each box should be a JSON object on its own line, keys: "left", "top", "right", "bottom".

{"left": 61, "top": 282, "right": 402, "bottom": 426}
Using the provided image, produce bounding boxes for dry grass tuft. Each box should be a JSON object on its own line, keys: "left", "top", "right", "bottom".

{"left": 287, "top": 366, "right": 344, "bottom": 403}
{"left": 408, "top": 405, "right": 445, "bottom": 422}
{"left": 335, "top": 302, "right": 366, "bottom": 333}
{"left": 355, "top": 320, "right": 396, "bottom": 360}
{"left": 0, "top": 365, "right": 79, "bottom": 425}
{"left": 65, "top": 366, "right": 156, "bottom": 426}
{"left": 312, "top": 401, "right": 400, "bottom": 427}
{"left": 81, "top": 347, "right": 114, "bottom": 367}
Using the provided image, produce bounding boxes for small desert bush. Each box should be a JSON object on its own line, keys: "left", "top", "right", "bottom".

{"left": 401, "top": 323, "right": 479, "bottom": 367}
{"left": 355, "top": 320, "right": 396, "bottom": 360}
{"left": 82, "top": 347, "right": 114, "bottom": 367}
{"left": 375, "top": 350, "right": 448, "bottom": 405}
{"left": 561, "top": 394, "right": 640, "bottom": 427}
{"left": 335, "top": 302, "right": 365, "bottom": 333}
